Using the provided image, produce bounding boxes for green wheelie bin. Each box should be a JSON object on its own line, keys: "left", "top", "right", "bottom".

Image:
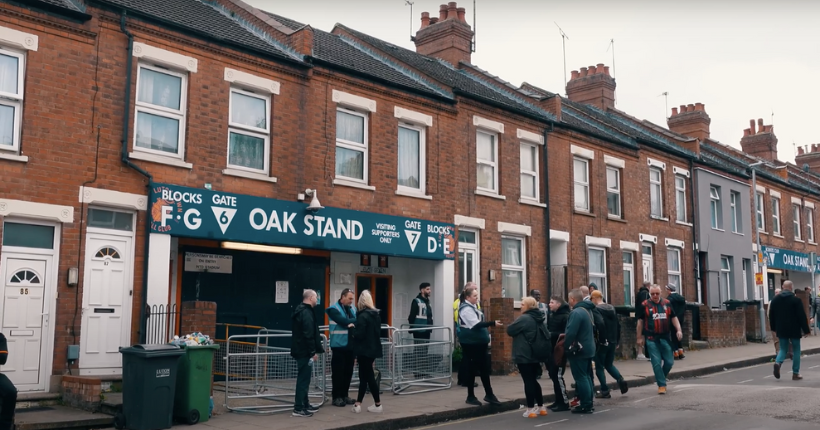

{"left": 174, "top": 344, "right": 220, "bottom": 425}
{"left": 117, "top": 344, "right": 185, "bottom": 430}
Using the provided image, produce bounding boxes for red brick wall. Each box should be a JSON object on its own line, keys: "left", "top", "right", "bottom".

{"left": 488, "top": 297, "right": 515, "bottom": 374}
{"left": 180, "top": 301, "right": 217, "bottom": 339}
{"left": 61, "top": 375, "right": 102, "bottom": 412}
{"left": 699, "top": 306, "right": 746, "bottom": 348}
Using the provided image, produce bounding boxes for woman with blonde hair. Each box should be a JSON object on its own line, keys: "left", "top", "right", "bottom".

{"left": 350, "top": 290, "right": 383, "bottom": 413}
{"left": 507, "top": 296, "right": 551, "bottom": 418}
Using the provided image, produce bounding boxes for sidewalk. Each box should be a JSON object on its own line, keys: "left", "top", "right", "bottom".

{"left": 196, "top": 337, "right": 820, "bottom": 430}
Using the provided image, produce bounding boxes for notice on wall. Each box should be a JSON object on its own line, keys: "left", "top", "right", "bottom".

{"left": 275, "top": 281, "right": 289, "bottom": 303}
{"left": 184, "top": 252, "right": 233, "bottom": 274}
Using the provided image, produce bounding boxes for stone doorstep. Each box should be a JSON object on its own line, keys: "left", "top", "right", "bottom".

{"left": 15, "top": 392, "right": 61, "bottom": 410}
{"left": 14, "top": 406, "right": 113, "bottom": 430}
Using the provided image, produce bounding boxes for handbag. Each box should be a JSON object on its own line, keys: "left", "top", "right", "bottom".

{"left": 553, "top": 334, "right": 566, "bottom": 366}
{"left": 529, "top": 319, "right": 553, "bottom": 362}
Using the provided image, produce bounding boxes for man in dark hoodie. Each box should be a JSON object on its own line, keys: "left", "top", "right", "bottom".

{"left": 665, "top": 285, "right": 687, "bottom": 359}
{"left": 591, "top": 291, "right": 627, "bottom": 398}
{"left": 0, "top": 332, "right": 15, "bottom": 430}
{"left": 564, "top": 288, "right": 596, "bottom": 414}
{"left": 546, "top": 295, "right": 570, "bottom": 412}
{"left": 409, "top": 282, "right": 433, "bottom": 378}
{"left": 769, "top": 280, "right": 810, "bottom": 380}
{"left": 291, "top": 289, "right": 324, "bottom": 418}
{"left": 635, "top": 282, "right": 651, "bottom": 360}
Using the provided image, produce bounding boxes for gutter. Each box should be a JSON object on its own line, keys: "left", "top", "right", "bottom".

{"left": 688, "top": 158, "right": 700, "bottom": 304}
{"left": 120, "top": 12, "right": 154, "bottom": 344}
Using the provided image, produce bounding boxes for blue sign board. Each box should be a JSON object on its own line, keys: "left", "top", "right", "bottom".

{"left": 762, "top": 246, "right": 820, "bottom": 273}
{"left": 149, "top": 183, "right": 455, "bottom": 260}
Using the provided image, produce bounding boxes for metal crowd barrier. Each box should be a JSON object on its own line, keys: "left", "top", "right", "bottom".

{"left": 391, "top": 325, "right": 453, "bottom": 395}
{"left": 214, "top": 323, "right": 267, "bottom": 378}
{"left": 223, "top": 332, "right": 328, "bottom": 414}
{"left": 320, "top": 325, "right": 396, "bottom": 393}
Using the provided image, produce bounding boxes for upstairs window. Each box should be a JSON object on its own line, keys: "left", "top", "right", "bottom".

{"left": 649, "top": 167, "right": 663, "bottom": 218}
{"left": 756, "top": 192, "right": 765, "bottom": 232}
{"left": 808, "top": 207, "right": 815, "bottom": 243}
{"left": 520, "top": 142, "right": 539, "bottom": 201}
{"left": 227, "top": 88, "right": 270, "bottom": 173}
{"left": 730, "top": 191, "right": 741, "bottom": 233}
{"left": 772, "top": 197, "right": 781, "bottom": 235}
{"left": 710, "top": 186, "right": 722, "bottom": 229}
{"left": 476, "top": 130, "right": 498, "bottom": 193}
{"left": 397, "top": 124, "right": 425, "bottom": 193}
{"left": 675, "top": 175, "right": 686, "bottom": 222}
{"left": 794, "top": 204, "right": 802, "bottom": 240}
{"left": 134, "top": 65, "right": 187, "bottom": 158}
{"left": 0, "top": 47, "right": 24, "bottom": 153}
{"left": 606, "top": 167, "right": 621, "bottom": 218}
{"left": 574, "top": 157, "right": 590, "bottom": 211}
{"left": 336, "top": 108, "right": 368, "bottom": 183}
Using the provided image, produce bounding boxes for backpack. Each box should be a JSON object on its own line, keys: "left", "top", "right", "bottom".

{"left": 530, "top": 320, "right": 553, "bottom": 362}
{"left": 583, "top": 309, "right": 602, "bottom": 347}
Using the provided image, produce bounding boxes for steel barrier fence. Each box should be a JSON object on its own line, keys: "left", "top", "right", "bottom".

{"left": 320, "top": 325, "right": 396, "bottom": 393}
{"left": 214, "top": 323, "right": 267, "bottom": 377}
{"left": 223, "top": 332, "right": 328, "bottom": 414}
{"left": 391, "top": 326, "right": 453, "bottom": 395}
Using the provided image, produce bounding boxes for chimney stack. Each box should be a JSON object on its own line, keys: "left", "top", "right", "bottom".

{"left": 794, "top": 143, "right": 820, "bottom": 175}
{"left": 739, "top": 117, "right": 778, "bottom": 162}
{"left": 667, "top": 101, "right": 711, "bottom": 144}
{"left": 565, "top": 63, "right": 616, "bottom": 110}
{"left": 414, "top": 1, "right": 473, "bottom": 66}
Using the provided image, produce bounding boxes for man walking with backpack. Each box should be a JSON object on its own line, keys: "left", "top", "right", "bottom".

{"left": 769, "top": 280, "right": 810, "bottom": 380}
{"left": 636, "top": 285, "right": 683, "bottom": 395}
{"left": 591, "top": 291, "right": 628, "bottom": 398}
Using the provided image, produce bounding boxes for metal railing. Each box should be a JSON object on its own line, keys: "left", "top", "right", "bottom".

{"left": 143, "top": 304, "right": 178, "bottom": 345}
{"left": 224, "top": 332, "right": 328, "bottom": 414}
{"left": 391, "top": 325, "right": 453, "bottom": 395}
{"left": 320, "top": 325, "right": 396, "bottom": 393}
{"left": 214, "top": 323, "right": 267, "bottom": 378}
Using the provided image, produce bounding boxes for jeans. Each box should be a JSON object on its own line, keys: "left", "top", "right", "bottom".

{"left": 294, "top": 357, "right": 312, "bottom": 410}
{"left": 0, "top": 373, "right": 15, "bottom": 430}
{"left": 646, "top": 338, "right": 674, "bottom": 387}
{"left": 776, "top": 338, "right": 802, "bottom": 374}
{"left": 331, "top": 348, "right": 356, "bottom": 400}
{"left": 547, "top": 361, "right": 568, "bottom": 405}
{"left": 569, "top": 358, "right": 593, "bottom": 409}
{"left": 594, "top": 343, "right": 623, "bottom": 393}
{"left": 356, "top": 356, "right": 381, "bottom": 404}
{"left": 517, "top": 363, "right": 543, "bottom": 408}
{"left": 462, "top": 343, "right": 494, "bottom": 398}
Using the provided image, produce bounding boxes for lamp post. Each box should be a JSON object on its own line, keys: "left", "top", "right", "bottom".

{"left": 750, "top": 161, "right": 767, "bottom": 342}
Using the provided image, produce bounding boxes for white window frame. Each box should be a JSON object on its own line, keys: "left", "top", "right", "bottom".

{"left": 756, "top": 192, "right": 765, "bottom": 232}
{"left": 772, "top": 197, "right": 781, "bottom": 235}
{"left": 808, "top": 207, "right": 815, "bottom": 243}
{"left": 606, "top": 166, "right": 621, "bottom": 218}
{"left": 794, "top": 203, "right": 802, "bottom": 241}
{"left": 476, "top": 130, "right": 499, "bottom": 194}
{"left": 501, "top": 235, "right": 526, "bottom": 302}
{"left": 226, "top": 87, "right": 271, "bottom": 174}
{"left": 132, "top": 63, "right": 188, "bottom": 160}
{"left": 649, "top": 167, "right": 663, "bottom": 218}
{"left": 623, "top": 251, "right": 635, "bottom": 307}
{"left": 710, "top": 186, "right": 721, "bottom": 229}
{"left": 721, "top": 256, "right": 732, "bottom": 301}
{"left": 574, "top": 157, "right": 590, "bottom": 212}
{"left": 397, "top": 122, "right": 427, "bottom": 195}
{"left": 588, "top": 247, "right": 608, "bottom": 302}
{"left": 674, "top": 175, "right": 686, "bottom": 222}
{"left": 335, "top": 106, "right": 369, "bottom": 185}
{"left": 0, "top": 47, "right": 24, "bottom": 154}
{"left": 519, "top": 142, "right": 539, "bottom": 202}
{"left": 458, "top": 229, "right": 480, "bottom": 290}
{"left": 730, "top": 191, "right": 740, "bottom": 233}
{"left": 667, "top": 247, "right": 682, "bottom": 293}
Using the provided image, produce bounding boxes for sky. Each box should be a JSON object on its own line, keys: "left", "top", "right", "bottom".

{"left": 245, "top": 0, "right": 820, "bottom": 163}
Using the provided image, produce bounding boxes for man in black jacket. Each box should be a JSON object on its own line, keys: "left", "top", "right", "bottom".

{"left": 408, "top": 282, "right": 433, "bottom": 378}
{"left": 591, "top": 291, "right": 628, "bottom": 398}
{"left": 291, "top": 289, "right": 324, "bottom": 417}
{"left": 665, "top": 285, "right": 687, "bottom": 359}
{"left": 635, "top": 282, "right": 651, "bottom": 360}
{"left": 769, "top": 281, "right": 810, "bottom": 380}
{"left": 0, "top": 332, "right": 15, "bottom": 430}
{"left": 546, "top": 296, "right": 570, "bottom": 411}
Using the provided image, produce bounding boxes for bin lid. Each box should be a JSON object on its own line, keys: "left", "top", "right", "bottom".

{"left": 119, "top": 344, "right": 185, "bottom": 358}
{"left": 180, "top": 344, "right": 221, "bottom": 350}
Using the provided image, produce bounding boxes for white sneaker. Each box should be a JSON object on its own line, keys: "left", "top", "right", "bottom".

{"left": 352, "top": 404, "right": 361, "bottom": 414}
{"left": 538, "top": 405, "right": 548, "bottom": 416}
{"left": 523, "top": 408, "right": 537, "bottom": 418}
{"left": 637, "top": 353, "right": 649, "bottom": 361}
{"left": 367, "top": 404, "right": 383, "bottom": 413}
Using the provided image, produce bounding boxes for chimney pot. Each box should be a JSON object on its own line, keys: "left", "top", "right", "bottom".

{"left": 457, "top": 7, "right": 466, "bottom": 22}
{"left": 757, "top": 118, "right": 764, "bottom": 130}
{"left": 744, "top": 129, "right": 751, "bottom": 137}
{"left": 679, "top": 105, "right": 686, "bottom": 112}
{"left": 439, "top": 4, "right": 448, "bottom": 20}
{"left": 749, "top": 119, "right": 756, "bottom": 134}
{"left": 695, "top": 102, "right": 704, "bottom": 111}
{"left": 571, "top": 70, "right": 579, "bottom": 79}
{"left": 421, "top": 12, "right": 430, "bottom": 28}
{"left": 686, "top": 104, "right": 695, "bottom": 112}
{"left": 429, "top": 17, "right": 439, "bottom": 24}
{"left": 447, "top": 2, "right": 458, "bottom": 20}
{"left": 603, "top": 66, "right": 610, "bottom": 76}
{"left": 671, "top": 107, "right": 678, "bottom": 116}
{"left": 814, "top": 144, "right": 819, "bottom": 152}
{"left": 579, "top": 67, "right": 588, "bottom": 77}
{"left": 799, "top": 146, "right": 805, "bottom": 155}
{"left": 596, "top": 63, "right": 605, "bottom": 72}
{"left": 588, "top": 65, "right": 597, "bottom": 74}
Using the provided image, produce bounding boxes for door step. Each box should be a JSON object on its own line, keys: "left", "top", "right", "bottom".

{"left": 14, "top": 405, "right": 113, "bottom": 430}
{"left": 16, "top": 393, "right": 60, "bottom": 410}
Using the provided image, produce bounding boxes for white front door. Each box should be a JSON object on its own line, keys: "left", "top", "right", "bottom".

{"left": 79, "top": 234, "right": 133, "bottom": 374}
{"left": 642, "top": 245, "right": 654, "bottom": 284}
{"left": 1, "top": 257, "right": 48, "bottom": 388}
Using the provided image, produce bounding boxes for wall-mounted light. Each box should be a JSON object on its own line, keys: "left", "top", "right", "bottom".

{"left": 304, "top": 189, "right": 324, "bottom": 212}
{"left": 67, "top": 267, "right": 79, "bottom": 287}
{"left": 221, "top": 242, "right": 303, "bottom": 255}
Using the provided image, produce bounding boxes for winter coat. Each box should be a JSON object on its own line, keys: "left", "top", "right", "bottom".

{"left": 290, "top": 303, "right": 324, "bottom": 359}
{"left": 548, "top": 303, "right": 570, "bottom": 347}
{"left": 506, "top": 308, "right": 549, "bottom": 364}
{"left": 351, "top": 308, "right": 383, "bottom": 359}
{"left": 596, "top": 303, "right": 620, "bottom": 346}
{"left": 564, "top": 301, "right": 596, "bottom": 359}
{"left": 667, "top": 293, "right": 686, "bottom": 321}
{"left": 769, "top": 290, "right": 810, "bottom": 339}
{"left": 409, "top": 293, "right": 433, "bottom": 335}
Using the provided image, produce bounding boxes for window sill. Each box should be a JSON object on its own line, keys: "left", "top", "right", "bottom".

{"left": 333, "top": 178, "right": 376, "bottom": 191}
{"left": 395, "top": 189, "right": 432, "bottom": 200}
{"left": 574, "top": 210, "right": 595, "bottom": 218}
{"left": 732, "top": 231, "right": 744, "bottom": 236}
{"left": 519, "top": 198, "right": 546, "bottom": 208}
{"left": 773, "top": 233, "right": 784, "bottom": 238}
{"left": 675, "top": 220, "right": 692, "bottom": 227}
{"left": 129, "top": 151, "right": 192, "bottom": 169}
{"left": 0, "top": 152, "right": 28, "bottom": 163}
{"left": 607, "top": 215, "right": 626, "bottom": 223}
{"left": 794, "top": 238, "right": 805, "bottom": 243}
{"left": 759, "top": 231, "right": 768, "bottom": 236}
{"left": 650, "top": 215, "right": 669, "bottom": 222}
{"left": 711, "top": 227, "right": 725, "bottom": 232}
{"left": 475, "top": 189, "right": 506, "bottom": 200}
{"left": 223, "top": 168, "right": 278, "bottom": 183}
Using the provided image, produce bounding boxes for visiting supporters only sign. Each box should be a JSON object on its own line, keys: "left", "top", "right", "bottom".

{"left": 149, "top": 183, "right": 456, "bottom": 260}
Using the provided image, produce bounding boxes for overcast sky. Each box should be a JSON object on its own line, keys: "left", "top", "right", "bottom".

{"left": 246, "top": 0, "right": 820, "bottom": 163}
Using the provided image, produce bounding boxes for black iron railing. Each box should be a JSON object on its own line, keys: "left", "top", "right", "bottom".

{"left": 143, "top": 304, "right": 178, "bottom": 344}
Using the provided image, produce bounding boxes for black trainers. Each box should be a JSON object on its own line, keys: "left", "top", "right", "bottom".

{"left": 571, "top": 406, "right": 593, "bottom": 414}
{"left": 292, "top": 409, "right": 313, "bottom": 418}
{"left": 774, "top": 362, "right": 781, "bottom": 379}
{"left": 483, "top": 395, "right": 502, "bottom": 405}
{"left": 618, "top": 379, "right": 629, "bottom": 394}
{"left": 595, "top": 391, "right": 611, "bottom": 399}
{"left": 466, "top": 396, "right": 482, "bottom": 406}
{"left": 345, "top": 397, "right": 355, "bottom": 405}
{"left": 306, "top": 404, "right": 320, "bottom": 413}
{"left": 549, "top": 403, "right": 570, "bottom": 412}
{"left": 332, "top": 398, "right": 346, "bottom": 407}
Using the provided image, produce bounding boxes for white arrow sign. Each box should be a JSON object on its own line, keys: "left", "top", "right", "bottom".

{"left": 211, "top": 207, "right": 237, "bottom": 234}
{"left": 405, "top": 230, "right": 421, "bottom": 252}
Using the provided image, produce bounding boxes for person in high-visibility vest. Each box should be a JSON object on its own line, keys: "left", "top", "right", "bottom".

{"left": 326, "top": 289, "right": 357, "bottom": 407}
{"left": 454, "top": 282, "right": 479, "bottom": 387}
